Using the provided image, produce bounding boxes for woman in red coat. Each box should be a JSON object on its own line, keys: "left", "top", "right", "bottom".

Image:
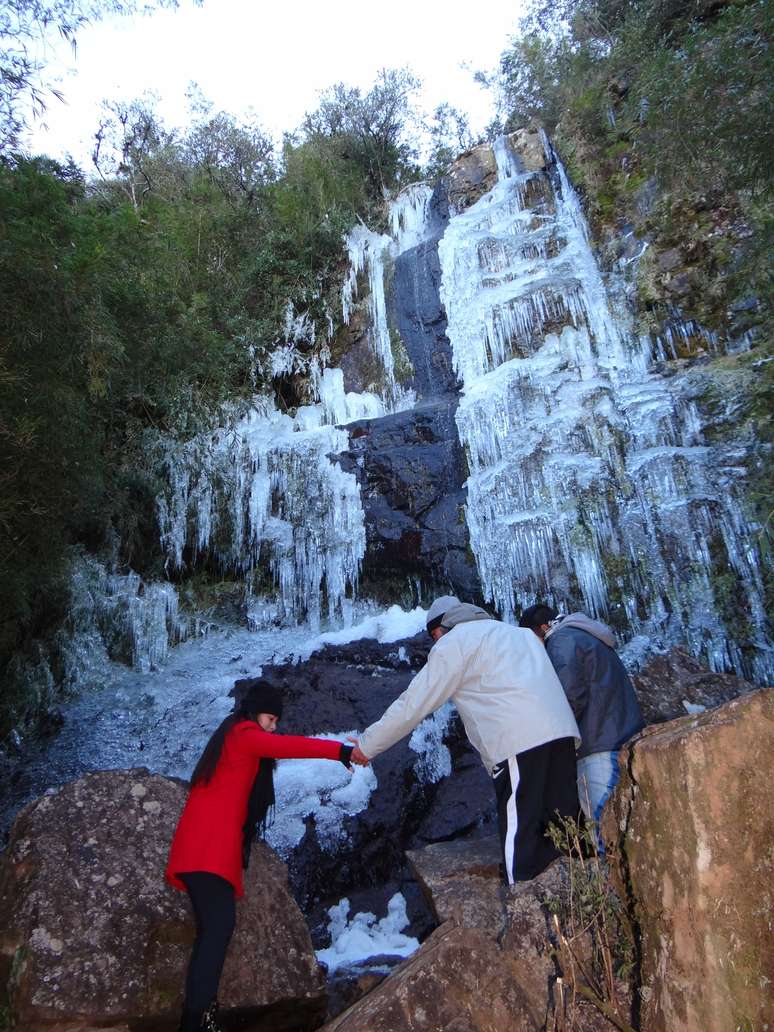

{"left": 166, "top": 675, "right": 356, "bottom": 1032}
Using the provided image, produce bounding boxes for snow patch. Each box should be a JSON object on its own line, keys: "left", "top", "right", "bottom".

{"left": 297, "top": 605, "right": 428, "bottom": 659}
{"left": 409, "top": 702, "right": 454, "bottom": 784}
{"left": 316, "top": 892, "right": 419, "bottom": 975}
{"left": 265, "top": 732, "right": 378, "bottom": 856}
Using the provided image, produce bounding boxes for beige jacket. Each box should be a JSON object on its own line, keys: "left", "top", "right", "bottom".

{"left": 358, "top": 619, "right": 581, "bottom": 772}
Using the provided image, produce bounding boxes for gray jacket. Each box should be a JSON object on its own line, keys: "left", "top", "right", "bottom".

{"left": 544, "top": 613, "right": 644, "bottom": 759}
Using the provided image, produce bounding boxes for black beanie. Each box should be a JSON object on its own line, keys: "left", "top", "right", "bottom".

{"left": 232, "top": 676, "right": 284, "bottom": 719}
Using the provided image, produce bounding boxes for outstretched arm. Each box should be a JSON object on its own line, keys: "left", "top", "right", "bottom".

{"left": 236, "top": 723, "right": 351, "bottom": 763}
{"left": 357, "top": 636, "right": 464, "bottom": 760}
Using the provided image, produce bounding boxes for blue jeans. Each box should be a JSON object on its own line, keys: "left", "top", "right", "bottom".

{"left": 577, "top": 750, "right": 619, "bottom": 825}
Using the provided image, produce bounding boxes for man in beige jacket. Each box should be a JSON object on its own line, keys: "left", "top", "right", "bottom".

{"left": 351, "top": 596, "right": 581, "bottom": 883}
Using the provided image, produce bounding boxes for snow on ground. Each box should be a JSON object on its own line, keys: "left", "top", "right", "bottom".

{"left": 315, "top": 892, "right": 420, "bottom": 975}
{"left": 267, "top": 732, "right": 378, "bottom": 856}
{"left": 1, "top": 604, "right": 434, "bottom": 851}
{"left": 297, "top": 604, "right": 428, "bottom": 659}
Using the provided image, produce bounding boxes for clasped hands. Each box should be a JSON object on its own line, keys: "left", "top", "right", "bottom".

{"left": 347, "top": 736, "right": 370, "bottom": 767}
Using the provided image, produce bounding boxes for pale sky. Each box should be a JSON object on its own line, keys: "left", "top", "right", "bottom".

{"left": 24, "top": 0, "right": 523, "bottom": 167}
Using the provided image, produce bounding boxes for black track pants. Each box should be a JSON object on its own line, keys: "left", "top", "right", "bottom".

{"left": 492, "top": 736, "right": 579, "bottom": 883}
{"left": 179, "top": 871, "right": 236, "bottom": 1013}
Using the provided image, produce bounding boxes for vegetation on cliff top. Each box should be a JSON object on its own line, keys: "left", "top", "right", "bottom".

{"left": 494, "top": 0, "right": 772, "bottom": 200}
{"left": 491, "top": 0, "right": 772, "bottom": 323}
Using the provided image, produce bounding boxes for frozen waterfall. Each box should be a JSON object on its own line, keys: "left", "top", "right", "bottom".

{"left": 155, "top": 370, "right": 374, "bottom": 631}
{"left": 340, "top": 182, "right": 434, "bottom": 413}
{"left": 437, "top": 133, "right": 770, "bottom": 682}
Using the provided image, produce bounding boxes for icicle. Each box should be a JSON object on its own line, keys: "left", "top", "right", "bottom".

{"left": 389, "top": 182, "right": 433, "bottom": 255}
{"left": 339, "top": 185, "right": 438, "bottom": 413}
{"left": 155, "top": 390, "right": 368, "bottom": 630}
{"left": 435, "top": 135, "right": 772, "bottom": 683}
{"left": 493, "top": 135, "right": 520, "bottom": 181}
{"left": 409, "top": 702, "right": 454, "bottom": 784}
{"left": 64, "top": 556, "right": 187, "bottom": 678}
{"left": 340, "top": 225, "right": 415, "bottom": 413}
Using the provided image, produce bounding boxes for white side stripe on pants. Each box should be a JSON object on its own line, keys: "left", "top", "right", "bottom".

{"left": 504, "top": 756, "right": 520, "bottom": 885}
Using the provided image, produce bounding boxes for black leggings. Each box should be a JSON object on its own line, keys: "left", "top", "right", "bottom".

{"left": 179, "top": 872, "right": 236, "bottom": 1013}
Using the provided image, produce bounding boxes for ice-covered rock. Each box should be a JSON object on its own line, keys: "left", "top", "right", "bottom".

{"left": 155, "top": 391, "right": 366, "bottom": 630}
{"left": 434, "top": 134, "right": 771, "bottom": 682}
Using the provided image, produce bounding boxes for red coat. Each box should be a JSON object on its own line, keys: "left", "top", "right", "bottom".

{"left": 166, "top": 720, "right": 344, "bottom": 897}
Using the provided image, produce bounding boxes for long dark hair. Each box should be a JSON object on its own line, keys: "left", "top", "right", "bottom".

{"left": 190, "top": 675, "right": 285, "bottom": 868}
{"left": 191, "top": 712, "right": 240, "bottom": 787}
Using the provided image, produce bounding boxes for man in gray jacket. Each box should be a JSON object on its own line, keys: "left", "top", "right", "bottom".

{"left": 519, "top": 605, "right": 644, "bottom": 825}
{"left": 350, "top": 596, "right": 581, "bottom": 884}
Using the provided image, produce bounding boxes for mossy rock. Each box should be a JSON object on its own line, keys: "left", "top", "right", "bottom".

{"left": 389, "top": 327, "right": 415, "bottom": 385}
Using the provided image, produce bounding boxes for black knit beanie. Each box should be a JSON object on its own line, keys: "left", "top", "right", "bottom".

{"left": 232, "top": 675, "right": 284, "bottom": 719}
{"left": 231, "top": 674, "right": 285, "bottom": 869}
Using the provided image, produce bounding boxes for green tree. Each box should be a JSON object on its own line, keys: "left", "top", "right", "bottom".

{"left": 494, "top": 0, "right": 774, "bottom": 200}
{"left": 423, "top": 102, "right": 474, "bottom": 180}
{"left": 91, "top": 95, "right": 175, "bottom": 208}
{"left": 184, "top": 110, "right": 275, "bottom": 209}
{"left": 0, "top": 158, "right": 107, "bottom": 657}
{"left": 301, "top": 67, "right": 422, "bottom": 198}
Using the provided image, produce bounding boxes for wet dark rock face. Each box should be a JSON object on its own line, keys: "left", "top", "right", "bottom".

{"left": 334, "top": 178, "right": 482, "bottom": 606}
{"left": 338, "top": 404, "right": 480, "bottom": 605}
{"left": 259, "top": 633, "right": 497, "bottom": 935}
{"left": 390, "top": 231, "right": 456, "bottom": 400}
{"left": 338, "top": 180, "right": 481, "bottom": 605}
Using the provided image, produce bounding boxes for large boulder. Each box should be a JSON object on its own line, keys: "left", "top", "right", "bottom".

{"left": 321, "top": 919, "right": 546, "bottom": 1032}
{"left": 324, "top": 838, "right": 622, "bottom": 1032}
{"left": 406, "top": 835, "right": 503, "bottom": 930}
{"left": 604, "top": 687, "right": 774, "bottom": 1032}
{"left": 445, "top": 142, "right": 498, "bottom": 214}
{"left": 632, "top": 646, "right": 756, "bottom": 724}
{"left": 408, "top": 836, "right": 560, "bottom": 1024}
{"left": 0, "top": 768, "right": 326, "bottom": 1031}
